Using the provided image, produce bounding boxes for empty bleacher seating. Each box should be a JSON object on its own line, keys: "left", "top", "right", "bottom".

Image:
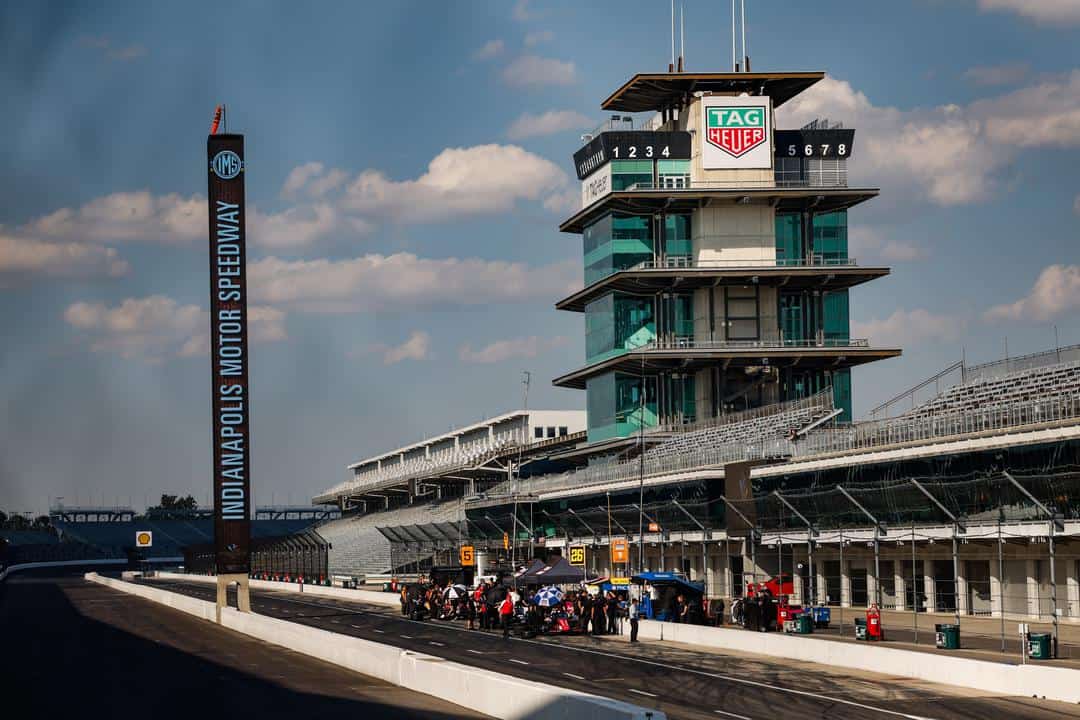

{"left": 905, "top": 360, "right": 1080, "bottom": 418}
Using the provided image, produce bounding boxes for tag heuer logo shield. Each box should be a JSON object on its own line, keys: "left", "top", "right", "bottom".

{"left": 706, "top": 106, "right": 767, "bottom": 157}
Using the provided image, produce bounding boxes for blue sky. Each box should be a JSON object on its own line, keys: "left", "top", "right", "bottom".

{"left": 2, "top": 0, "right": 1079, "bottom": 515}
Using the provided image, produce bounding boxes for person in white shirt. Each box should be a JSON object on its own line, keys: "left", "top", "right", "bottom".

{"left": 628, "top": 598, "right": 640, "bottom": 643}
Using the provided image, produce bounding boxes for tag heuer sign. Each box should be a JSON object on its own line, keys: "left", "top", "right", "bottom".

{"left": 701, "top": 96, "right": 772, "bottom": 169}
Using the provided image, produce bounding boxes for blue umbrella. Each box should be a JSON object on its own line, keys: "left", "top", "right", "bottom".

{"left": 533, "top": 586, "right": 565, "bottom": 607}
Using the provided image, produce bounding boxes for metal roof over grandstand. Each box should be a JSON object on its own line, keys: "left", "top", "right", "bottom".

{"left": 600, "top": 71, "right": 825, "bottom": 112}
{"left": 553, "top": 344, "right": 903, "bottom": 389}
{"left": 559, "top": 187, "right": 880, "bottom": 234}
{"left": 555, "top": 263, "right": 891, "bottom": 312}
{"left": 376, "top": 519, "right": 504, "bottom": 546}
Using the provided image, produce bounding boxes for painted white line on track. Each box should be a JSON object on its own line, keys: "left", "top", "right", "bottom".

{"left": 509, "top": 659, "right": 530, "bottom": 665}
{"left": 372, "top": 628, "right": 385, "bottom": 633}
{"left": 563, "top": 672, "right": 586, "bottom": 681}
{"left": 351, "top": 625, "right": 364, "bottom": 629}
{"left": 467, "top": 649, "right": 484, "bottom": 654}
{"left": 429, "top": 641, "right": 446, "bottom": 647}
{"left": 400, "top": 635, "right": 413, "bottom": 639}
{"left": 629, "top": 689, "right": 657, "bottom": 698}
{"left": 715, "top": 711, "right": 752, "bottom": 720}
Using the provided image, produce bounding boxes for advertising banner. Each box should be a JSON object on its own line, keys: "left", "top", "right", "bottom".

{"left": 701, "top": 96, "right": 772, "bottom": 169}
{"left": 207, "top": 133, "right": 251, "bottom": 575}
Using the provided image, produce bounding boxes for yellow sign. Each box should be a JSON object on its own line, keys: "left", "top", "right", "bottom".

{"left": 460, "top": 545, "right": 475, "bottom": 566}
{"left": 502, "top": 532, "right": 509, "bottom": 550}
{"left": 568, "top": 545, "right": 586, "bottom": 567}
{"left": 610, "top": 537, "right": 629, "bottom": 564}
{"left": 135, "top": 531, "right": 153, "bottom": 548}
{"left": 609, "top": 576, "right": 630, "bottom": 587}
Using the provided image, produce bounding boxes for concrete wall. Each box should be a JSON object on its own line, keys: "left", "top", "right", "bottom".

{"left": 86, "top": 573, "right": 662, "bottom": 720}
{"left": 155, "top": 571, "right": 402, "bottom": 608}
{"left": 636, "top": 619, "right": 1080, "bottom": 705}
{"left": 692, "top": 204, "right": 775, "bottom": 266}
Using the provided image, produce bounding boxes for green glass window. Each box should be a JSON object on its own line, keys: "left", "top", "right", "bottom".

{"left": 823, "top": 290, "right": 850, "bottom": 343}
{"left": 812, "top": 210, "right": 847, "bottom": 262}
{"left": 586, "top": 371, "right": 657, "bottom": 442}
{"left": 832, "top": 368, "right": 852, "bottom": 423}
{"left": 780, "top": 293, "right": 805, "bottom": 343}
{"left": 664, "top": 214, "right": 692, "bottom": 263}
{"left": 611, "top": 160, "right": 654, "bottom": 191}
{"left": 585, "top": 293, "right": 656, "bottom": 363}
{"left": 775, "top": 213, "right": 802, "bottom": 264}
{"left": 582, "top": 213, "right": 654, "bottom": 285}
{"left": 657, "top": 159, "right": 690, "bottom": 189}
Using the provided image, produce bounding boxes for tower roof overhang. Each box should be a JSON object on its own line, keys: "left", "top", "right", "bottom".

{"left": 601, "top": 72, "right": 826, "bottom": 113}
{"left": 555, "top": 265, "right": 891, "bottom": 312}
{"left": 559, "top": 187, "right": 880, "bottom": 234}
{"left": 553, "top": 346, "right": 902, "bottom": 390}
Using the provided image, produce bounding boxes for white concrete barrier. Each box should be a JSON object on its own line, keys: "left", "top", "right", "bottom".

{"left": 154, "top": 571, "right": 401, "bottom": 608}
{"left": 85, "top": 572, "right": 662, "bottom": 720}
{"left": 637, "top": 619, "right": 1080, "bottom": 704}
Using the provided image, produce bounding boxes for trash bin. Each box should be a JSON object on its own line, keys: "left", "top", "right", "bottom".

{"left": 812, "top": 605, "right": 831, "bottom": 628}
{"left": 935, "top": 623, "right": 960, "bottom": 650}
{"left": 854, "top": 617, "right": 867, "bottom": 640}
{"left": 796, "top": 613, "right": 814, "bottom": 634}
{"left": 1028, "top": 633, "right": 1051, "bottom": 660}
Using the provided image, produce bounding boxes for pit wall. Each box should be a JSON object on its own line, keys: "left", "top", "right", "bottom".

{"left": 154, "top": 571, "right": 400, "bottom": 607}
{"left": 637, "top": 618, "right": 1080, "bottom": 704}
{"left": 84, "top": 573, "right": 661, "bottom": 720}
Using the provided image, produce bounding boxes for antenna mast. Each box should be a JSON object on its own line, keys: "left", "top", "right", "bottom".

{"left": 679, "top": 2, "right": 685, "bottom": 71}
{"left": 741, "top": 0, "right": 749, "bottom": 72}
{"left": 669, "top": 0, "right": 675, "bottom": 72}
{"left": 731, "top": 1, "right": 737, "bottom": 71}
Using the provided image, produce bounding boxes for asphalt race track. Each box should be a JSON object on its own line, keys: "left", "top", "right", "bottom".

{"left": 141, "top": 577, "right": 1080, "bottom": 720}
{"left": 0, "top": 574, "right": 488, "bottom": 720}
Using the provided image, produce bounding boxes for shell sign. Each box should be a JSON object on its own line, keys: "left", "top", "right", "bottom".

{"left": 135, "top": 531, "right": 153, "bottom": 548}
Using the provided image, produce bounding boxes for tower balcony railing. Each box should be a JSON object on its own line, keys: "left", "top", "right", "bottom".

{"left": 636, "top": 255, "right": 858, "bottom": 271}
{"left": 639, "top": 336, "right": 871, "bottom": 351}
{"left": 623, "top": 177, "right": 848, "bottom": 191}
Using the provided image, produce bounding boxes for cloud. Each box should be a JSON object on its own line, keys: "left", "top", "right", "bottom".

{"left": 850, "top": 224, "right": 927, "bottom": 263}
{"left": 80, "top": 35, "right": 146, "bottom": 61}
{"left": 1074, "top": 194, "right": 1080, "bottom": 215}
{"left": 0, "top": 233, "right": 129, "bottom": 283}
{"left": 459, "top": 335, "right": 568, "bottom": 364}
{"left": 25, "top": 191, "right": 205, "bottom": 244}
{"left": 852, "top": 308, "right": 960, "bottom": 347}
{"left": 473, "top": 39, "right": 504, "bottom": 61}
{"left": 542, "top": 187, "right": 580, "bottom": 216}
{"left": 524, "top": 30, "right": 554, "bottom": 47}
{"left": 512, "top": 0, "right": 534, "bottom": 22}
{"left": 975, "top": 0, "right": 1080, "bottom": 24}
{"left": 250, "top": 203, "right": 342, "bottom": 249}
{"left": 502, "top": 55, "right": 576, "bottom": 87}
{"left": 962, "top": 62, "right": 1029, "bottom": 86}
{"left": 984, "top": 265, "right": 1080, "bottom": 322}
{"left": 249, "top": 253, "right": 577, "bottom": 313}
{"left": 371, "top": 331, "right": 430, "bottom": 365}
{"left": 282, "top": 162, "right": 348, "bottom": 199}
{"left": 342, "top": 144, "right": 568, "bottom": 223}
{"left": 507, "top": 110, "right": 592, "bottom": 140}
{"left": 64, "top": 295, "right": 285, "bottom": 361}
{"left": 779, "top": 72, "right": 1080, "bottom": 206}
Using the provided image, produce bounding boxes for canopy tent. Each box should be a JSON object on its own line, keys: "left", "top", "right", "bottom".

{"left": 514, "top": 559, "right": 545, "bottom": 578}
{"left": 520, "top": 556, "right": 585, "bottom": 586}
{"left": 632, "top": 571, "right": 705, "bottom": 621}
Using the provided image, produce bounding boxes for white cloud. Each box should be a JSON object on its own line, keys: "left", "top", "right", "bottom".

{"left": 779, "top": 72, "right": 1080, "bottom": 206}
{"left": 524, "top": 30, "right": 553, "bottom": 47}
{"left": 64, "top": 295, "right": 286, "bottom": 362}
{"left": 502, "top": 55, "right": 576, "bottom": 87}
{"left": 250, "top": 203, "right": 342, "bottom": 249}
{"left": 282, "top": 162, "right": 348, "bottom": 199}
{"left": 372, "top": 331, "right": 430, "bottom": 365}
{"left": 848, "top": 224, "right": 927, "bottom": 264}
{"left": 852, "top": 308, "right": 959, "bottom": 347}
{"left": 342, "top": 144, "right": 568, "bottom": 223}
{"left": 976, "top": 0, "right": 1080, "bottom": 24}
{"left": 282, "top": 162, "right": 325, "bottom": 196}
{"left": 507, "top": 110, "right": 592, "bottom": 140}
{"left": 0, "top": 233, "right": 129, "bottom": 282}
{"left": 542, "top": 187, "right": 580, "bottom": 216}
{"left": 473, "top": 39, "right": 504, "bottom": 61}
{"left": 249, "top": 253, "right": 577, "bottom": 313}
{"left": 962, "top": 62, "right": 1029, "bottom": 86}
{"left": 25, "top": 191, "right": 205, "bottom": 244}
{"left": 459, "top": 335, "right": 568, "bottom": 364}
{"left": 984, "top": 264, "right": 1080, "bottom": 322}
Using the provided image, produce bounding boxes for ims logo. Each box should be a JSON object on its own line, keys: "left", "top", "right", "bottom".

{"left": 705, "top": 106, "right": 767, "bottom": 158}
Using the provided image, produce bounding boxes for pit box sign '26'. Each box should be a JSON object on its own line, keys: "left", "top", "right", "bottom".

{"left": 701, "top": 96, "right": 772, "bottom": 170}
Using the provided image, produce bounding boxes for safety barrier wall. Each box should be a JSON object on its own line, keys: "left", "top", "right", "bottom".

{"left": 85, "top": 573, "right": 661, "bottom": 720}
{"left": 636, "top": 619, "right": 1080, "bottom": 704}
{"left": 154, "top": 571, "right": 400, "bottom": 608}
